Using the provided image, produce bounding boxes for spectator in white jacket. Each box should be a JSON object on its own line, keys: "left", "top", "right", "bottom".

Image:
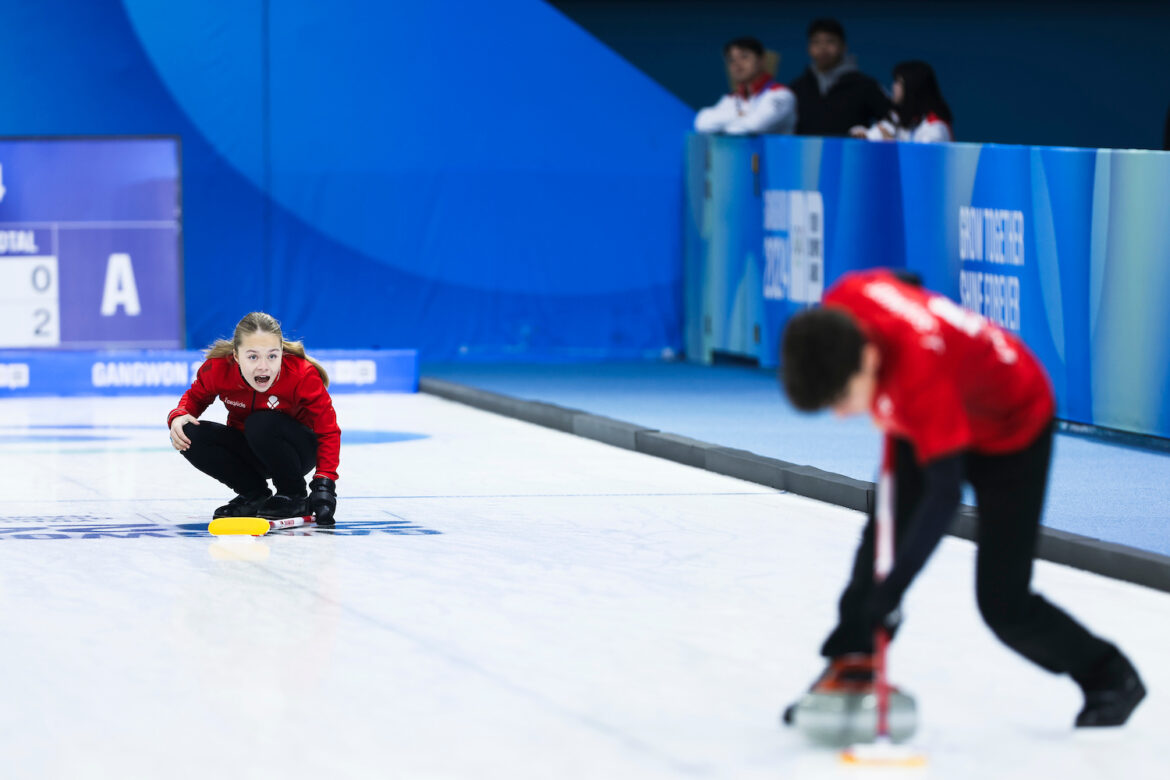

{"left": 851, "top": 60, "right": 953, "bottom": 143}
{"left": 695, "top": 37, "right": 797, "bottom": 135}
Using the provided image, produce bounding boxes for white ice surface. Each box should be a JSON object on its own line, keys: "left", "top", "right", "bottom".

{"left": 0, "top": 393, "right": 1165, "bottom": 779}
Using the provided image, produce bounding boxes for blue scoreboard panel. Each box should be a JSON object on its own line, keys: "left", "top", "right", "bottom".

{"left": 0, "top": 138, "right": 182, "bottom": 349}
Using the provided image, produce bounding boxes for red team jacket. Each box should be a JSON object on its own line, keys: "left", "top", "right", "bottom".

{"left": 167, "top": 354, "right": 341, "bottom": 480}
{"left": 824, "top": 270, "right": 1054, "bottom": 464}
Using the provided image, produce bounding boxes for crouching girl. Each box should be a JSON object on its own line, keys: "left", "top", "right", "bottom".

{"left": 168, "top": 312, "right": 339, "bottom": 524}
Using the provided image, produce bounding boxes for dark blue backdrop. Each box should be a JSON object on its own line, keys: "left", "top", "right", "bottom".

{"left": 551, "top": 0, "right": 1170, "bottom": 152}
{"left": 0, "top": 0, "right": 693, "bottom": 358}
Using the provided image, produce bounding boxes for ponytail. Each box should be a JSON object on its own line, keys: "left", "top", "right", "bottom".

{"left": 204, "top": 339, "right": 236, "bottom": 361}
{"left": 282, "top": 339, "right": 330, "bottom": 388}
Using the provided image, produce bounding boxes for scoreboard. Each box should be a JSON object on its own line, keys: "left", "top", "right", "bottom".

{"left": 0, "top": 138, "right": 182, "bottom": 349}
{"left": 0, "top": 240, "right": 58, "bottom": 347}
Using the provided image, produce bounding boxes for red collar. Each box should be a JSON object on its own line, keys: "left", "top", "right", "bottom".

{"left": 735, "top": 72, "right": 775, "bottom": 98}
{"left": 925, "top": 111, "right": 953, "bottom": 130}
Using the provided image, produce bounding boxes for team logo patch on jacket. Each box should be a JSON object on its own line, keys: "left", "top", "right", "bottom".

{"left": 267, "top": 395, "right": 279, "bottom": 409}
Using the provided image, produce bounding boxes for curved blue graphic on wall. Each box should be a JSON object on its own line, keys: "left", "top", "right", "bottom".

{"left": 0, "top": 0, "right": 692, "bottom": 359}
{"left": 122, "top": 0, "right": 687, "bottom": 296}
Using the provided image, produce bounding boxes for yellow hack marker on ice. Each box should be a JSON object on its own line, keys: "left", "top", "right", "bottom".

{"left": 208, "top": 516, "right": 272, "bottom": 536}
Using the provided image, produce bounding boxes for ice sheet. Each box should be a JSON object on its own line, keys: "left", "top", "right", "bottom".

{"left": 1, "top": 394, "right": 1165, "bottom": 778}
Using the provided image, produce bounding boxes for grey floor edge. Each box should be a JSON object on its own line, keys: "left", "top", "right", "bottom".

{"left": 419, "top": 377, "right": 1170, "bottom": 594}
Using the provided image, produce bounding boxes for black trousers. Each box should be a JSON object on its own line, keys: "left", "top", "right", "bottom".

{"left": 181, "top": 411, "right": 317, "bottom": 497}
{"left": 821, "top": 422, "right": 1117, "bottom": 680}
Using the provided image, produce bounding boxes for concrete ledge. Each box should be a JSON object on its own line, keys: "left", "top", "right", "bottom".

{"left": 951, "top": 506, "right": 980, "bottom": 541}
{"left": 572, "top": 414, "right": 654, "bottom": 450}
{"left": 420, "top": 376, "right": 1170, "bottom": 594}
{"left": 783, "top": 465, "right": 874, "bottom": 514}
{"left": 635, "top": 431, "right": 711, "bottom": 469}
{"left": 705, "top": 447, "right": 795, "bottom": 491}
{"left": 419, "top": 377, "right": 578, "bottom": 432}
{"left": 1035, "top": 530, "right": 1170, "bottom": 591}
{"left": 419, "top": 377, "right": 511, "bottom": 411}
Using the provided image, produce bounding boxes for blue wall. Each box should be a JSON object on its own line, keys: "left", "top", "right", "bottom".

{"left": 0, "top": 1, "right": 693, "bottom": 359}
{"left": 552, "top": 0, "right": 1170, "bottom": 151}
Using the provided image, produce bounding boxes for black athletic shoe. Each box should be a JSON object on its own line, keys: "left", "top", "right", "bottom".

{"left": 1074, "top": 650, "right": 1147, "bottom": 727}
{"left": 213, "top": 488, "right": 272, "bottom": 519}
{"left": 256, "top": 493, "right": 309, "bottom": 519}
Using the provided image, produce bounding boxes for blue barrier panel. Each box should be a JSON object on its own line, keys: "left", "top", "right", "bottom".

{"left": 1089, "top": 151, "right": 1170, "bottom": 436}
{"left": 686, "top": 134, "right": 1170, "bottom": 438}
{"left": 0, "top": 349, "right": 418, "bottom": 398}
{"left": 684, "top": 134, "right": 763, "bottom": 362}
{"left": 899, "top": 143, "right": 1097, "bottom": 423}
{"left": 685, "top": 135, "right": 903, "bottom": 368}
{"left": 758, "top": 136, "right": 904, "bottom": 368}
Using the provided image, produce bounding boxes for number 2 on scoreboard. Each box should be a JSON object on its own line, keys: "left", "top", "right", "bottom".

{"left": 34, "top": 308, "right": 51, "bottom": 337}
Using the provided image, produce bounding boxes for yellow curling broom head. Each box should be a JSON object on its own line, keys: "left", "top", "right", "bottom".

{"left": 208, "top": 516, "right": 271, "bottom": 536}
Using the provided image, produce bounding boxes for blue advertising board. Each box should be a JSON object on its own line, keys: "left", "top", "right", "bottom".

{"left": 686, "top": 134, "right": 1170, "bottom": 439}
{"left": 685, "top": 134, "right": 903, "bottom": 368}
{"left": 0, "top": 349, "right": 418, "bottom": 398}
{"left": 899, "top": 143, "right": 1095, "bottom": 424}
{"left": 0, "top": 137, "right": 182, "bottom": 349}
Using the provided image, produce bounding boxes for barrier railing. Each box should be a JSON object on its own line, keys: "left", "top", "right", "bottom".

{"left": 685, "top": 134, "right": 1170, "bottom": 438}
{"left": 0, "top": 349, "right": 418, "bottom": 397}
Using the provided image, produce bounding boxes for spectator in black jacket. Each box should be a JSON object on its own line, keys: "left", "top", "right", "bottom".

{"left": 788, "top": 19, "right": 891, "bottom": 137}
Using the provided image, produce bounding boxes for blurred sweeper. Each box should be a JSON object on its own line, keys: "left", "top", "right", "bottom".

{"left": 168, "top": 312, "right": 339, "bottom": 524}
{"left": 780, "top": 269, "right": 1145, "bottom": 732}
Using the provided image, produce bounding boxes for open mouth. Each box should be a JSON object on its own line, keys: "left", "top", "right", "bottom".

{"left": 253, "top": 374, "right": 271, "bottom": 386}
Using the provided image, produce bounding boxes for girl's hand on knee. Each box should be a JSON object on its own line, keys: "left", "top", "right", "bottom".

{"left": 169, "top": 415, "right": 198, "bottom": 451}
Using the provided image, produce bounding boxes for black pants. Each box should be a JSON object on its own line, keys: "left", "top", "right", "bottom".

{"left": 181, "top": 411, "right": 317, "bottom": 497}
{"left": 821, "top": 422, "right": 1117, "bottom": 680}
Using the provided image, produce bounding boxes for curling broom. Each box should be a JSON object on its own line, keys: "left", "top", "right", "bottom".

{"left": 208, "top": 515, "right": 314, "bottom": 536}
{"left": 840, "top": 436, "right": 927, "bottom": 767}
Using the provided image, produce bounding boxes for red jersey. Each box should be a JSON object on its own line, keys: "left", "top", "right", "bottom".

{"left": 168, "top": 354, "right": 341, "bottom": 480}
{"left": 824, "top": 270, "right": 1054, "bottom": 463}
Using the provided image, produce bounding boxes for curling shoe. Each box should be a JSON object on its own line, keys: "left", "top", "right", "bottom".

{"left": 213, "top": 488, "right": 272, "bottom": 518}
{"left": 782, "top": 654, "right": 875, "bottom": 726}
{"left": 256, "top": 493, "right": 309, "bottom": 519}
{"left": 784, "top": 654, "right": 918, "bottom": 744}
{"left": 807, "top": 654, "right": 878, "bottom": 694}
{"left": 1074, "top": 649, "right": 1146, "bottom": 727}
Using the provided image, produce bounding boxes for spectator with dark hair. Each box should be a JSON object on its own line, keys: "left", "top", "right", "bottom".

{"left": 852, "top": 60, "right": 953, "bottom": 143}
{"left": 694, "top": 36, "right": 796, "bottom": 135}
{"left": 788, "top": 19, "right": 890, "bottom": 137}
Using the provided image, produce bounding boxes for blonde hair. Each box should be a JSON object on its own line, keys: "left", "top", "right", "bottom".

{"left": 205, "top": 311, "right": 330, "bottom": 387}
